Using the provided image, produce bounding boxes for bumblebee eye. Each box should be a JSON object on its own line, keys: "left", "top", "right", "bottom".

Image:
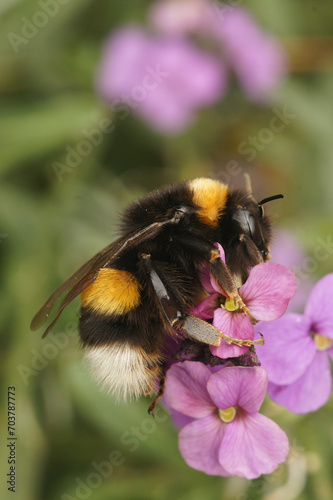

{"left": 233, "top": 210, "right": 255, "bottom": 239}
{"left": 233, "top": 209, "right": 266, "bottom": 252}
{"left": 247, "top": 214, "right": 256, "bottom": 240}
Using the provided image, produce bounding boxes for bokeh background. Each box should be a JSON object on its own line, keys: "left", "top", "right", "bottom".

{"left": 1, "top": 1, "right": 333, "bottom": 499}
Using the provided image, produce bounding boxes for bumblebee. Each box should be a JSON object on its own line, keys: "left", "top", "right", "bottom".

{"left": 31, "top": 178, "right": 283, "bottom": 403}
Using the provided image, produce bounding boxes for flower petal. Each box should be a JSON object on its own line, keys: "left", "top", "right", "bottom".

{"left": 211, "top": 308, "right": 254, "bottom": 358}
{"left": 179, "top": 415, "right": 229, "bottom": 476}
{"left": 305, "top": 274, "right": 333, "bottom": 339}
{"left": 255, "top": 314, "right": 316, "bottom": 385}
{"left": 268, "top": 350, "right": 332, "bottom": 414}
{"left": 240, "top": 262, "right": 297, "bottom": 321}
{"left": 190, "top": 293, "right": 219, "bottom": 320}
{"left": 170, "top": 410, "right": 194, "bottom": 430}
{"left": 219, "top": 413, "right": 289, "bottom": 479}
{"left": 213, "top": 9, "right": 287, "bottom": 102}
{"left": 96, "top": 27, "right": 227, "bottom": 134}
{"left": 164, "top": 361, "right": 215, "bottom": 418}
{"left": 328, "top": 345, "right": 333, "bottom": 361}
{"left": 163, "top": 395, "right": 194, "bottom": 430}
{"left": 207, "top": 366, "right": 267, "bottom": 414}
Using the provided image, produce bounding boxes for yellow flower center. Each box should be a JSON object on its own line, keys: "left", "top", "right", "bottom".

{"left": 218, "top": 406, "right": 237, "bottom": 423}
{"left": 224, "top": 298, "right": 239, "bottom": 312}
{"left": 313, "top": 334, "right": 333, "bottom": 351}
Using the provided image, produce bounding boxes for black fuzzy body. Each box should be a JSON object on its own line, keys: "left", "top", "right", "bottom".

{"left": 79, "top": 180, "right": 272, "bottom": 363}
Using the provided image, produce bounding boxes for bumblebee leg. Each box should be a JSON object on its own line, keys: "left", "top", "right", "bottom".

{"left": 239, "top": 233, "right": 266, "bottom": 264}
{"left": 173, "top": 315, "right": 264, "bottom": 347}
{"left": 209, "top": 248, "right": 258, "bottom": 325}
{"left": 148, "top": 362, "right": 167, "bottom": 416}
{"left": 140, "top": 254, "right": 222, "bottom": 347}
{"left": 140, "top": 254, "right": 262, "bottom": 348}
{"left": 170, "top": 233, "right": 258, "bottom": 325}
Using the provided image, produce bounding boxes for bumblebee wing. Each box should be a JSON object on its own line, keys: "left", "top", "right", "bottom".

{"left": 30, "top": 234, "right": 130, "bottom": 332}
{"left": 31, "top": 218, "right": 174, "bottom": 336}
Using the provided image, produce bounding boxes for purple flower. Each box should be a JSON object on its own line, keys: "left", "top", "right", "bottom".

{"left": 211, "top": 8, "right": 287, "bottom": 101}
{"left": 96, "top": 27, "right": 226, "bottom": 133}
{"left": 150, "top": 1, "right": 287, "bottom": 101}
{"left": 256, "top": 274, "right": 333, "bottom": 414}
{"left": 165, "top": 361, "right": 289, "bottom": 478}
{"left": 192, "top": 243, "right": 297, "bottom": 359}
{"left": 96, "top": 1, "right": 287, "bottom": 133}
{"left": 270, "top": 230, "right": 306, "bottom": 269}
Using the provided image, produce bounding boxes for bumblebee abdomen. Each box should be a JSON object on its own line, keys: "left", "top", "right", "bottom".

{"left": 84, "top": 342, "right": 162, "bottom": 400}
{"left": 81, "top": 268, "right": 142, "bottom": 316}
{"left": 79, "top": 304, "right": 165, "bottom": 399}
{"left": 78, "top": 267, "right": 167, "bottom": 400}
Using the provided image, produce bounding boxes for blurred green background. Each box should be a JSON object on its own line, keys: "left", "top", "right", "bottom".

{"left": 1, "top": 1, "right": 333, "bottom": 499}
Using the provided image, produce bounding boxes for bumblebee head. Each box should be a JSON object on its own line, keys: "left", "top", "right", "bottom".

{"left": 232, "top": 193, "right": 284, "bottom": 259}
{"left": 219, "top": 187, "right": 284, "bottom": 283}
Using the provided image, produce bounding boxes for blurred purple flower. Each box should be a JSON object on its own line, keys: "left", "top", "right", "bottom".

{"left": 270, "top": 230, "right": 314, "bottom": 312}
{"left": 211, "top": 8, "right": 287, "bottom": 101}
{"left": 96, "top": 1, "right": 287, "bottom": 133}
{"left": 96, "top": 27, "right": 226, "bottom": 133}
{"left": 256, "top": 274, "right": 333, "bottom": 413}
{"left": 270, "top": 230, "right": 306, "bottom": 269}
{"left": 150, "top": 1, "right": 287, "bottom": 101}
{"left": 191, "top": 243, "right": 297, "bottom": 359}
{"left": 165, "top": 361, "right": 289, "bottom": 478}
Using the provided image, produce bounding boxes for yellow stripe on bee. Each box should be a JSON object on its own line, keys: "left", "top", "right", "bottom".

{"left": 81, "top": 268, "right": 142, "bottom": 316}
{"left": 190, "top": 178, "right": 228, "bottom": 226}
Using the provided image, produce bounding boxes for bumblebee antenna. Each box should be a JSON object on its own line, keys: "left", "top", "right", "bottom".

{"left": 258, "top": 194, "right": 284, "bottom": 205}
{"left": 258, "top": 194, "right": 284, "bottom": 217}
